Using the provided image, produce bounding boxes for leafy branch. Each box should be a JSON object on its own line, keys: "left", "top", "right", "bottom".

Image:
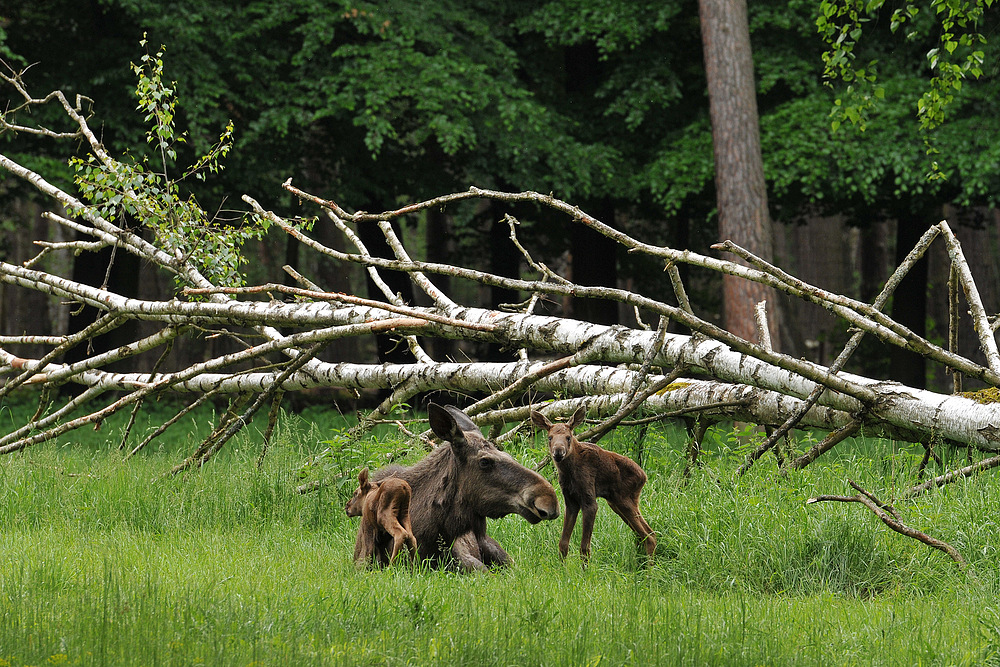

{"left": 817, "top": 0, "right": 994, "bottom": 177}
{"left": 67, "top": 37, "right": 260, "bottom": 289}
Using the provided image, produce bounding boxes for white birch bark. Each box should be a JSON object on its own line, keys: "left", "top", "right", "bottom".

{"left": 3, "top": 250, "right": 1000, "bottom": 451}
{"left": 4, "top": 69, "right": 1000, "bottom": 468}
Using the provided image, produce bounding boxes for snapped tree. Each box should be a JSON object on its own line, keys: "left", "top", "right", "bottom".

{"left": 2, "top": 47, "right": 1000, "bottom": 510}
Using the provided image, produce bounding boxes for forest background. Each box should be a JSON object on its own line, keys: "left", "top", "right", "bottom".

{"left": 3, "top": 3, "right": 1000, "bottom": 664}
{"left": 1, "top": 0, "right": 1000, "bottom": 396}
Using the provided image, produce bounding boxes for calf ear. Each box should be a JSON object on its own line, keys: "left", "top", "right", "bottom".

{"left": 530, "top": 410, "right": 552, "bottom": 431}
{"left": 569, "top": 405, "right": 587, "bottom": 430}
{"left": 358, "top": 467, "right": 369, "bottom": 487}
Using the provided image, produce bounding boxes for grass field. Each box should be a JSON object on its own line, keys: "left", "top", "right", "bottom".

{"left": 1, "top": 394, "right": 999, "bottom": 666}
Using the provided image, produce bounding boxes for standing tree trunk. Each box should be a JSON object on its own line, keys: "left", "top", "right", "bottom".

{"left": 890, "top": 212, "right": 933, "bottom": 389}
{"left": 571, "top": 201, "right": 619, "bottom": 326}
{"left": 699, "top": 0, "right": 780, "bottom": 349}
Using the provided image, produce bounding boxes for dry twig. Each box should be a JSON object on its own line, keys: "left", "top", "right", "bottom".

{"left": 807, "top": 479, "right": 966, "bottom": 568}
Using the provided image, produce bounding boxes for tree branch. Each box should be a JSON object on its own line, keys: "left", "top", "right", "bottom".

{"left": 807, "top": 479, "right": 966, "bottom": 569}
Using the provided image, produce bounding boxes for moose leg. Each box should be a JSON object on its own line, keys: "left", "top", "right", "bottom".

{"left": 559, "top": 498, "right": 581, "bottom": 559}
{"left": 609, "top": 499, "right": 656, "bottom": 557}
{"left": 579, "top": 500, "right": 599, "bottom": 564}
{"left": 477, "top": 534, "right": 512, "bottom": 568}
{"left": 451, "top": 532, "right": 489, "bottom": 572}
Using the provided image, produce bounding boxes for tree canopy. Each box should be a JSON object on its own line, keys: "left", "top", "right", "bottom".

{"left": 5, "top": 1, "right": 997, "bottom": 222}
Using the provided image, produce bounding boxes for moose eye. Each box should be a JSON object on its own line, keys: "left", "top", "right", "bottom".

{"left": 479, "top": 457, "right": 495, "bottom": 470}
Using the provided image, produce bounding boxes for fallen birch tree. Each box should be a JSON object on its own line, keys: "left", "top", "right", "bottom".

{"left": 3, "top": 54, "right": 1000, "bottom": 493}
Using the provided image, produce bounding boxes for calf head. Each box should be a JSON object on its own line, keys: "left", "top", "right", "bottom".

{"left": 428, "top": 403, "right": 559, "bottom": 524}
{"left": 531, "top": 405, "right": 587, "bottom": 463}
{"left": 344, "top": 467, "right": 374, "bottom": 517}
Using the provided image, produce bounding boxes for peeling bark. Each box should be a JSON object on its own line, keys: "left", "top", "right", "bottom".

{"left": 3, "top": 69, "right": 1000, "bottom": 479}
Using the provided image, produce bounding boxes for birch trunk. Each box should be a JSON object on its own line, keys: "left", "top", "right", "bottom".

{"left": 3, "top": 68, "right": 1000, "bottom": 473}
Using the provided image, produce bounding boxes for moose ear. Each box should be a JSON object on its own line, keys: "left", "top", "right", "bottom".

{"left": 429, "top": 403, "right": 476, "bottom": 459}
{"left": 428, "top": 403, "right": 460, "bottom": 441}
{"left": 568, "top": 405, "right": 587, "bottom": 430}
{"left": 444, "top": 405, "right": 480, "bottom": 434}
{"left": 358, "top": 467, "right": 370, "bottom": 486}
{"left": 530, "top": 410, "right": 552, "bottom": 431}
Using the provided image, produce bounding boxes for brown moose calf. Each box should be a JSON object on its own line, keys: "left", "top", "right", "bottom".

{"left": 531, "top": 406, "right": 656, "bottom": 565}
{"left": 345, "top": 468, "right": 418, "bottom": 567}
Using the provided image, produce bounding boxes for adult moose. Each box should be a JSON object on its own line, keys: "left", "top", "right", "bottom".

{"left": 531, "top": 406, "right": 656, "bottom": 565}
{"left": 371, "top": 403, "right": 559, "bottom": 571}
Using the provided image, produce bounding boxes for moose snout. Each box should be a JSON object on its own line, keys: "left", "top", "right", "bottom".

{"left": 518, "top": 485, "right": 560, "bottom": 523}
{"left": 551, "top": 448, "right": 567, "bottom": 462}
{"left": 535, "top": 499, "right": 559, "bottom": 520}
{"left": 533, "top": 491, "right": 559, "bottom": 521}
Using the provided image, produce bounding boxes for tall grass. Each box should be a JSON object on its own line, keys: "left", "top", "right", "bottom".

{"left": 1, "top": 394, "right": 998, "bottom": 665}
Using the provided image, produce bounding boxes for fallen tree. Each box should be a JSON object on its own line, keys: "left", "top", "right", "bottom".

{"left": 3, "top": 53, "right": 1000, "bottom": 493}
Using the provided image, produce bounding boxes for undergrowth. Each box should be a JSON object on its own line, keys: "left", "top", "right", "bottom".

{"left": 1, "top": 391, "right": 998, "bottom": 665}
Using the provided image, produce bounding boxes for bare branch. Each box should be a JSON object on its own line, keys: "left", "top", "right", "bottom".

{"left": 904, "top": 454, "right": 1000, "bottom": 498}
{"left": 5, "top": 66, "right": 1000, "bottom": 487}
{"left": 807, "top": 480, "right": 966, "bottom": 568}
{"left": 937, "top": 220, "right": 1000, "bottom": 375}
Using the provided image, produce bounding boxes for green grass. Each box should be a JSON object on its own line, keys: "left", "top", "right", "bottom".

{"left": 1, "top": 394, "right": 1000, "bottom": 665}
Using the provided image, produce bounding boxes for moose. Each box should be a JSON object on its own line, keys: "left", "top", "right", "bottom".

{"left": 368, "top": 403, "right": 559, "bottom": 571}
{"left": 531, "top": 406, "right": 656, "bottom": 565}
{"left": 345, "top": 467, "right": 418, "bottom": 567}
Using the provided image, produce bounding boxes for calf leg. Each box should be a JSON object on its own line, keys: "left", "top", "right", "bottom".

{"left": 559, "top": 498, "right": 581, "bottom": 559}
{"left": 353, "top": 523, "right": 377, "bottom": 567}
{"left": 638, "top": 514, "right": 656, "bottom": 555}
{"left": 579, "top": 500, "right": 599, "bottom": 565}
{"left": 609, "top": 499, "right": 656, "bottom": 557}
{"left": 389, "top": 530, "right": 405, "bottom": 562}
{"left": 634, "top": 512, "right": 656, "bottom": 557}
{"left": 375, "top": 496, "right": 417, "bottom": 564}
{"left": 398, "top": 509, "right": 418, "bottom": 562}
{"left": 382, "top": 518, "right": 415, "bottom": 563}
{"left": 403, "top": 530, "right": 418, "bottom": 562}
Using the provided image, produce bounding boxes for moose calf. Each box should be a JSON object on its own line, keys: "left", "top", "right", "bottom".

{"left": 345, "top": 467, "right": 418, "bottom": 567}
{"left": 531, "top": 406, "right": 656, "bottom": 564}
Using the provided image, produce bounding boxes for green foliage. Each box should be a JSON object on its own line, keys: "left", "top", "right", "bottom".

{"left": 5, "top": 0, "right": 1000, "bottom": 263}
{"left": 295, "top": 416, "right": 414, "bottom": 495}
{"left": 518, "top": 0, "right": 659, "bottom": 53}
{"left": 817, "top": 0, "right": 995, "bottom": 177}
{"left": 816, "top": 0, "right": 886, "bottom": 132}
{"left": 68, "top": 38, "right": 265, "bottom": 290}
